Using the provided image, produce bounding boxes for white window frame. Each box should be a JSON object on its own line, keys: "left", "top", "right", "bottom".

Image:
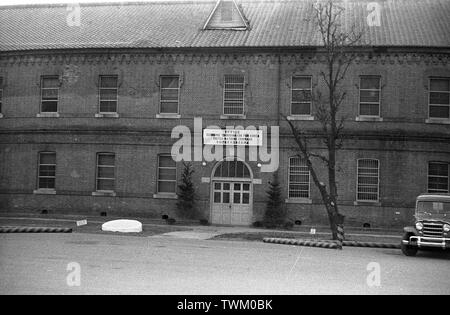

{"left": 359, "top": 76, "right": 381, "bottom": 118}
{"left": 428, "top": 161, "right": 449, "bottom": 193}
{"left": 291, "top": 76, "right": 312, "bottom": 117}
{"left": 223, "top": 74, "right": 245, "bottom": 116}
{"left": 159, "top": 75, "right": 180, "bottom": 114}
{"left": 428, "top": 77, "right": 450, "bottom": 120}
{"left": 356, "top": 159, "right": 380, "bottom": 202}
{"left": 40, "top": 75, "right": 59, "bottom": 114}
{"left": 37, "top": 151, "right": 56, "bottom": 190}
{"left": 98, "top": 75, "right": 118, "bottom": 114}
{"left": 96, "top": 153, "right": 115, "bottom": 193}
{"left": 288, "top": 156, "right": 310, "bottom": 199}
{"left": 157, "top": 154, "right": 177, "bottom": 194}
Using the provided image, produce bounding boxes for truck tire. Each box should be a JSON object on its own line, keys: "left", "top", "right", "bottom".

{"left": 401, "top": 233, "right": 418, "bottom": 257}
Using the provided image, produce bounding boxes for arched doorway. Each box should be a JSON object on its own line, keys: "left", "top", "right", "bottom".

{"left": 210, "top": 158, "right": 253, "bottom": 226}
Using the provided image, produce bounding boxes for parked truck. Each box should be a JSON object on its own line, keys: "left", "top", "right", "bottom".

{"left": 401, "top": 194, "right": 450, "bottom": 256}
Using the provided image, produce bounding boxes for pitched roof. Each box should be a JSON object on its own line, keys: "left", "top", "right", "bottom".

{"left": 1, "top": 0, "right": 449, "bottom": 52}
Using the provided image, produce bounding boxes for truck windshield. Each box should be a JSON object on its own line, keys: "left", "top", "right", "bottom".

{"left": 417, "top": 201, "right": 450, "bottom": 216}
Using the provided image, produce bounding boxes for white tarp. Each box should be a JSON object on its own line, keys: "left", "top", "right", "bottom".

{"left": 101, "top": 219, "right": 143, "bottom": 233}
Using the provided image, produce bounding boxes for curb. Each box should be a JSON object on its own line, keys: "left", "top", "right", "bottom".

{"left": 263, "top": 237, "right": 400, "bottom": 250}
{"left": 0, "top": 226, "right": 72, "bottom": 233}
{"left": 263, "top": 237, "right": 339, "bottom": 249}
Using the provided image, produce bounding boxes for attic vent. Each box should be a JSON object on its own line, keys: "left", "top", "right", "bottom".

{"left": 204, "top": 0, "right": 248, "bottom": 30}
{"left": 221, "top": 1, "right": 233, "bottom": 22}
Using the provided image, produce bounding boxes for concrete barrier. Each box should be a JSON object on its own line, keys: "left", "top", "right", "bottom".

{"left": 0, "top": 226, "right": 72, "bottom": 233}
{"left": 263, "top": 237, "right": 339, "bottom": 249}
{"left": 263, "top": 237, "right": 400, "bottom": 250}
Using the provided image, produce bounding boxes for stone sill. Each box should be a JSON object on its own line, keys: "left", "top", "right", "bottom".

{"left": 95, "top": 113, "right": 119, "bottom": 118}
{"left": 286, "top": 115, "right": 314, "bottom": 121}
{"left": 92, "top": 191, "right": 116, "bottom": 197}
{"left": 355, "top": 116, "right": 383, "bottom": 122}
{"left": 285, "top": 198, "right": 312, "bottom": 204}
{"left": 153, "top": 193, "right": 178, "bottom": 199}
{"left": 354, "top": 201, "right": 382, "bottom": 206}
{"left": 425, "top": 118, "right": 450, "bottom": 125}
{"left": 37, "top": 112, "right": 60, "bottom": 118}
{"left": 156, "top": 113, "right": 181, "bottom": 119}
{"left": 220, "top": 114, "right": 247, "bottom": 120}
{"left": 33, "top": 189, "right": 56, "bottom": 195}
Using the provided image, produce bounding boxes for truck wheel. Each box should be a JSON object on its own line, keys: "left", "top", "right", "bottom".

{"left": 401, "top": 233, "right": 418, "bottom": 257}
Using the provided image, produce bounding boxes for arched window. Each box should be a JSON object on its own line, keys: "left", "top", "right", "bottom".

{"left": 213, "top": 159, "right": 250, "bottom": 178}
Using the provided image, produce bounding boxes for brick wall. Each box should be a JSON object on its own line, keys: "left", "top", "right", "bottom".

{"left": 0, "top": 51, "right": 449, "bottom": 227}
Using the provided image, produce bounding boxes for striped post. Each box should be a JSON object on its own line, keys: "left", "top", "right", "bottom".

{"left": 336, "top": 224, "right": 345, "bottom": 249}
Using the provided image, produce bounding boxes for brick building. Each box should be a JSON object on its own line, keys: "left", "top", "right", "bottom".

{"left": 0, "top": 0, "right": 449, "bottom": 228}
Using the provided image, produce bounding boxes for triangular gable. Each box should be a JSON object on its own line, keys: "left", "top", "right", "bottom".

{"left": 203, "top": 0, "right": 249, "bottom": 30}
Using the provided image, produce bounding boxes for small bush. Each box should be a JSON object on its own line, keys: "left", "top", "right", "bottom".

{"left": 284, "top": 221, "right": 294, "bottom": 230}
{"left": 263, "top": 172, "right": 286, "bottom": 228}
{"left": 167, "top": 218, "right": 176, "bottom": 225}
{"left": 161, "top": 214, "right": 169, "bottom": 220}
{"left": 199, "top": 219, "right": 209, "bottom": 226}
{"left": 252, "top": 221, "right": 263, "bottom": 228}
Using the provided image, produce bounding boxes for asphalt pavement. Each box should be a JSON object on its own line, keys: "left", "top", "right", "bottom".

{"left": 1, "top": 232, "right": 449, "bottom": 295}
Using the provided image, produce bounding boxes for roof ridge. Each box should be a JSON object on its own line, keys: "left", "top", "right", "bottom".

{"left": 0, "top": 0, "right": 217, "bottom": 10}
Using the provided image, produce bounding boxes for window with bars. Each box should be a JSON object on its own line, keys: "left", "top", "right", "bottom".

{"left": 160, "top": 75, "right": 180, "bottom": 114}
{"left": 157, "top": 154, "right": 177, "bottom": 193}
{"left": 41, "top": 76, "right": 59, "bottom": 113}
{"left": 38, "top": 152, "right": 56, "bottom": 189}
{"left": 357, "top": 159, "right": 379, "bottom": 202}
{"left": 99, "top": 75, "right": 118, "bottom": 113}
{"left": 429, "top": 78, "right": 450, "bottom": 119}
{"left": 96, "top": 153, "right": 115, "bottom": 192}
{"left": 223, "top": 75, "right": 245, "bottom": 115}
{"left": 359, "top": 76, "right": 381, "bottom": 117}
{"left": 288, "top": 157, "right": 310, "bottom": 199}
{"left": 213, "top": 159, "right": 251, "bottom": 178}
{"left": 291, "top": 76, "right": 312, "bottom": 116}
{"left": 428, "top": 162, "right": 449, "bottom": 193}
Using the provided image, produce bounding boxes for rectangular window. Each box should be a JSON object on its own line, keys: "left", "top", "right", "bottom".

{"left": 291, "top": 76, "right": 312, "bottom": 116}
{"left": 99, "top": 75, "right": 118, "bottom": 113}
{"left": 359, "top": 76, "right": 381, "bottom": 117}
{"left": 160, "top": 75, "right": 180, "bottom": 114}
{"left": 429, "top": 78, "right": 450, "bottom": 119}
{"left": 38, "top": 152, "right": 56, "bottom": 189}
{"left": 223, "top": 75, "right": 245, "bottom": 115}
{"left": 288, "top": 157, "right": 310, "bottom": 199}
{"left": 96, "top": 153, "right": 115, "bottom": 192}
{"left": 41, "top": 76, "right": 59, "bottom": 113}
{"left": 157, "top": 154, "right": 177, "bottom": 193}
{"left": 357, "top": 159, "right": 379, "bottom": 202}
{"left": 428, "top": 162, "right": 449, "bottom": 193}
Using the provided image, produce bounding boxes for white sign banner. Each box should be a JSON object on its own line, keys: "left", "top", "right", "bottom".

{"left": 203, "top": 129, "right": 263, "bottom": 146}
{"left": 76, "top": 219, "right": 87, "bottom": 226}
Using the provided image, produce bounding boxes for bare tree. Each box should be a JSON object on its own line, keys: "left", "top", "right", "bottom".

{"left": 285, "top": 0, "right": 364, "bottom": 241}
